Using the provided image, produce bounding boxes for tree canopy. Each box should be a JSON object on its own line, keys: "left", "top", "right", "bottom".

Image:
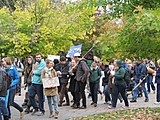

{"left": 0, "top": 0, "right": 160, "bottom": 60}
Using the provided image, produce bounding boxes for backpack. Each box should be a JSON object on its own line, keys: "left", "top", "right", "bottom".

{"left": 0, "top": 70, "right": 12, "bottom": 91}
{"left": 124, "top": 68, "right": 131, "bottom": 86}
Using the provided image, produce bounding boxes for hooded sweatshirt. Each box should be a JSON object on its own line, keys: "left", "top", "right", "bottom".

{"left": 114, "top": 60, "right": 126, "bottom": 85}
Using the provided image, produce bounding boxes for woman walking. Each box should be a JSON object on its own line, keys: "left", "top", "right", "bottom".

{"left": 42, "top": 60, "right": 59, "bottom": 119}
{"left": 2, "top": 57, "right": 24, "bottom": 119}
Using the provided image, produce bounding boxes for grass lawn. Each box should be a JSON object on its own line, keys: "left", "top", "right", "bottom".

{"left": 70, "top": 107, "right": 160, "bottom": 120}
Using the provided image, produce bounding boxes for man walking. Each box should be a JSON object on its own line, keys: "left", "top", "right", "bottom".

{"left": 28, "top": 53, "right": 46, "bottom": 115}
{"left": 74, "top": 53, "right": 90, "bottom": 109}
{"left": 130, "top": 57, "right": 149, "bottom": 102}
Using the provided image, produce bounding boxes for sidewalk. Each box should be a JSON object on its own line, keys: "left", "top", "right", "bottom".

{"left": 11, "top": 87, "right": 158, "bottom": 120}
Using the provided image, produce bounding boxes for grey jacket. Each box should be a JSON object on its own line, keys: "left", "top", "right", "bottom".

{"left": 75, "top": 60, "right": 90, "bottom": 83}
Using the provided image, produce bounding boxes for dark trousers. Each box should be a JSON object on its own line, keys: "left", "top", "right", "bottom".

{"left": 8, "top": 89, "right": 23, "bottom": 117}
{"left": 146, "top": 75, "right": 155, "bottom": 92}
{"left": 157, "top": 84, "right": 160, "bottom": 102}
{"left": 75, "top": 81, "right": 86, "bottom": 107}
{"left": 112, "top": 83, "right": 129, "bottom": 107}
{"left": 28, "top": 84, "right": 44, "bottom": 111}
{"left": 59, "top": 83, "right": 69, "bottom": 104}
{"left": 89, "top": 82, "right": 99, "bottom": 104}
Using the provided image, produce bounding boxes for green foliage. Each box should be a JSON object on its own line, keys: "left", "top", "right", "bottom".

{"left": 0, "top": 0, "right": 96, "bottom": 57}
{"left": 118, "top": 8, "right": 160, "bottom": 58}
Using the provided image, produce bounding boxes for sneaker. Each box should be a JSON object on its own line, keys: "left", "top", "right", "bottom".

{"left": 130, "top": 99, "right": 137, "bottom": 103}
{"left": 49, "top": 111, "right": 54, "bottom": 118}
{"left": 94, "top": 103, "right": 97, "bottom": 107}
{"left": 24, "top": 108, "right": 30, "bottom": 114}
{"left": 108, "top": 105, "right": 115, "bottom": 109}
{"left": 79, "top": 106, "right": 87, "bottom": 109}
{"left": 72, "top": 104, "right": 80, "bottom": 109}
{"left": 106, "top": 101, "right": 112, "bottom": 105}
{"left": 22, "top": 102, "right": 27, "bottom": 108}
{"left": 122, "top": 106, "right": 129, "bottom": 109}
{"left": 31, "top": 109, "right": 38, "bottom": 115}
{"left": 154, "top": 102, "right": 160, "bottom": 105}
{"left": 37, "top": 111, "right": 45, "bottom": 116}
{"left": 54, "top": 111, "right": 59, "bottom": 119}
{"left": 63, "top": 103, "right": 70, "bottom": 106}
{"left": 20, "top": 111, "right": 24, "bottom": 119}
{"left": 71, "top": 103, "right": 75, "bottom": 107}
{"left": 144, "top": 98, "right": 149, "bottom": 102}
{"left": 90, "top": 102, "right": 94, "bottom": 105}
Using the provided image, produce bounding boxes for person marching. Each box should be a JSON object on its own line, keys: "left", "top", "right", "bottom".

{"left": 89, "top": 61, "right": 102, "bottom": 107}
{"left": 1, "top": 57, "right": 24, "bottom": 119}
{"left": 28, "top": 53, "right": 46, "bottom": 116}
{"left": 109, "top": 60, "right": 129, "bottom": 109}
{"left": 42, "top": 60, "right": 59, "bottom": 119}
{"left": 74, "top": 53, "right": 90, "bottom": 109}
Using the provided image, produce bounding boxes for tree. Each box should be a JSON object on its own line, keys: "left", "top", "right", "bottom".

{"left": 117, "top": 7, "right": 160, "bottom": 58}
{"left": 0, "top": 0, "right": 96, "bottom": 57}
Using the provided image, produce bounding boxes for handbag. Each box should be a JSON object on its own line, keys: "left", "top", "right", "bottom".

{"left": 42, "top": 77, "right": 60, "bottom": 88}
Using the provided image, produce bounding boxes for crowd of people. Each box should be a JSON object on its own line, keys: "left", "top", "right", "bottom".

{"left": 0, "top": 52, "right": 160, "bottom": 120}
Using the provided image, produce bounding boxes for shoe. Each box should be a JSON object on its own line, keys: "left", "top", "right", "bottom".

{"left": 63, "top": 103, "right": 70, "bottom": 106}
{"left": 37, "top": 111, "right": 45, "bottom": 116}
{"left": 79, "top": 106, "right": 87, "bottom": 109}
{"left": 90, "top": 102, "right": 94, "bottom": 105}
{"left": 106, "top": 101, "right": 112, "bottom": 105}
{"left": 24, "top": 108, "right": 30, "bottom": 114}
{"left": 72, "top": 104, "right": 80, "bottom": 109}
{"left": 71, "top": 103, "right": 75, "bottom": 107}
{"left": 130, "top": 99, "right": 137, "bottom": 103}
{"left": 122, "top": 106, "right": 129, "bottom": 109}
{"left": 49, "top": 111, "right": 54, "bottom": 118}
{"left": 144, "top": 98, "right": 149, "bottom": 102}
{"left": 54, "top": 111, "right": 59, "bottom": 119}
{"left": 119, "top": 99, "right": 123, "bottom": 103}
{"left": 20, "top": 111, "right": 24, "bottom": 119}
{"left": 154, "top": 102, "right": 160, "bottom": 105}
{"left": 58, "top": 103, "right": 62, "bottom": 107}
{"left": 94, "top": 103, "right": 97, "bottom": 107}
{"left": 108, "top": 105, "right": 115, "bottom": 109}
{"left": 31, "top": 109, "right": 38, "bottom": 115}
{"left": 22, "top": 102, "right": 27, "bottom": 107}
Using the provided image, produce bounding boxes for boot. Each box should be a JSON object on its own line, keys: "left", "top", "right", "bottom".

{"left": 54, "top": 111, "right": 59, "bottom": 119}
{"left": 49, "top": 111, "right": 54, "bottom": 118}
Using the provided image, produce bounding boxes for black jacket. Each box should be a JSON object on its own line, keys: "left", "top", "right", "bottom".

{"left": 55, "top": 62, "right": 69, "bottom": 84}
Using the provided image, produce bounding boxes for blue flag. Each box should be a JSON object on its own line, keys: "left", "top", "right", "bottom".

{"left": 66, "top": 44, "right": 82, "bottom": 57}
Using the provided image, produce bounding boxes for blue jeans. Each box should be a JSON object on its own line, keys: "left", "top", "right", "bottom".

{"left": 47, "top": 96, "right": 58, "bottom": 113}
{"left": 0, "top": 97, "right": 8, "bottom": 120}
{"left": 132, "top": 81, "right": 148, "bottom": 100}
{"left": 146, "top": 75, "right": 155, "bottom": 92}
{"left": 103, "top": 85, "right": 111, "bottom": 103}
{"left": 8, "top": 89, "right": 23, "bottom": 118}
{"left": 28, "top": 84, "right": 44, "bottom": 111}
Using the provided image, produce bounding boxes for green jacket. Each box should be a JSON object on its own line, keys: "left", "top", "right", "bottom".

{"left": 114, "top": 60, "right": 125, "bottom": 85}
{"left": 89, "top": 67, "right": 101, "bottom": 83}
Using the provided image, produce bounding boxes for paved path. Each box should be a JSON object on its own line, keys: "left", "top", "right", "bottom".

{"left": 10, "top": 85, "right": 159, "bottom": 120}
